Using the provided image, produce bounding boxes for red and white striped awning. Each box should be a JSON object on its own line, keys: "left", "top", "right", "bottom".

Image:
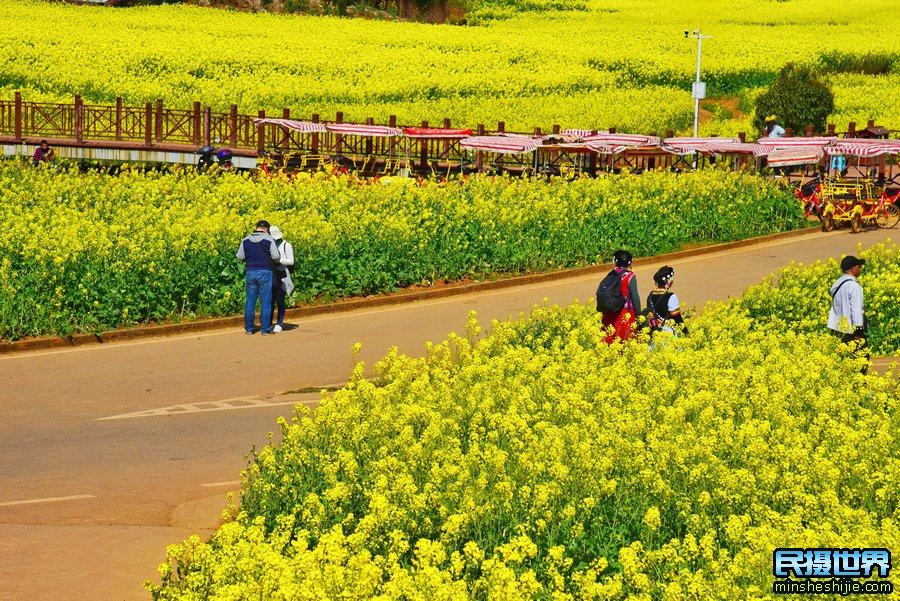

{"left": 582, "top": 133, "right": 661, "bottom": 147}
{"left": 403, "top": 127, "right": 472, "bottom": 139}
{"left": 252, "top": 118, "right": 327, "bottom": 133}
{"left": 756, "top": 136, "right": 837, "bottom": 148}
{"left": 825, "top": 142, "right": 900, "bottom": 157}
{"left": 460, "top": 135, "right": 541, "bottom": 154}
{"left": 766, "top": 147, "right": 824, "bottom": 167}
{"left": 584, "top": 143, "right": 628, "bottom": 155}
{"left": 664, "top": 137, "right": 740, "bottom": 147}
{"left": 561, "top": 129, "right": 603, "bottom": 140}
{"left": 699, "top": 142, "right": 770, "bottom": 157}
{"left": 325, "top": 123, "right": 403, "bottom": 137}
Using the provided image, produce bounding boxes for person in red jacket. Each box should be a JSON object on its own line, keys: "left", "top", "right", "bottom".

{"left": 600, "top": 249, "right": 641, "bottom": 344}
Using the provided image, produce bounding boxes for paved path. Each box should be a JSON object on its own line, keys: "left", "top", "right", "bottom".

{"left": 0, "top": 226, "right": 896, "bottom": 600}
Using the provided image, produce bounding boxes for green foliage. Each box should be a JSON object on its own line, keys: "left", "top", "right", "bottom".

{"left": 0, "top": 162, "right": 805, "bottom": 340}
{"left": 818, "top": 50, "right": 897, "bottom": 75}
{"left": 753, "top": 63, "right": 835, "bottom": 134}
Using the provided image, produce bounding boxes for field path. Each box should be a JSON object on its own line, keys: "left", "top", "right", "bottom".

{"left": 0, "top": 226, "right": 896, "bottom": 601}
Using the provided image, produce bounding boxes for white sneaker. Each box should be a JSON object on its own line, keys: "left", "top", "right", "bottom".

{"left": 273, "top": 325, "right": 283, "bottom": 333}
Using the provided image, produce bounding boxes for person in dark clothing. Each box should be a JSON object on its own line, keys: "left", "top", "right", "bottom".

{"left": 236, "top": 220, "right": 281, "bottom": 335}
{"left": 33, "top": 140, "right": 55, "bottom": 167}
{"left": 600, "top": 249, "right": 641, "bottom": 344}
{"left": 644, "top": 266, "right": 687, "bottom": 336}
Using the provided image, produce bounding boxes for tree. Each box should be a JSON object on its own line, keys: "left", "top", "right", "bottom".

{"left": 754, "top": 63, "right": 835, "bottom": 135}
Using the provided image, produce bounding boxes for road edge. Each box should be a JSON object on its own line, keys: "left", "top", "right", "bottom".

{"left": 1, "top": 226, "right": 819, "bottom": 354}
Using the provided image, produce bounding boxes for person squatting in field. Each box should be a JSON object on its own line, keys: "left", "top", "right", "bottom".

{"left": 596, "top": 249, "right": 641, "bottom": 344}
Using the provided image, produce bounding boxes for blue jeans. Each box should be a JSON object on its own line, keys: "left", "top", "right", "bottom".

{"left": 244, "top": 270, "right": 274, "bottom": 333}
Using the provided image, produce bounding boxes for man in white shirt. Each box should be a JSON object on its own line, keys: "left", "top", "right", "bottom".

{"left": 765, "top": 115, "right": 785, "bottom": 138}
{"left": 827, "top": 255, "right": 868, "bottom": 373}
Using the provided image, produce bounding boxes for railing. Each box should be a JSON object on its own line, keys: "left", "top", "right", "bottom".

{"left": 1, "top": 93, "right": 896, "bottom": 176}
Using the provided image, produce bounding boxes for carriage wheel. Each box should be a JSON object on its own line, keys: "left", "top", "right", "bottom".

{"left": 851, "top": 214, "right": 862, "bottom": 233}
{"left": 822, "top": 215, "right": 835, "bottom": 232}
{"left": 876, "top": 203, "right": 900, "bottom": 229}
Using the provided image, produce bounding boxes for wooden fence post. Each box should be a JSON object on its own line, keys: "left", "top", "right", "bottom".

{"left": 281, "top": 108, "right": 290, "bottom": 148}
{"left": 848, "top": 122, "right": 856, "bottom": 137}
{"left": 203, "top": 106, "right": 211, "bottom": 146}
{"left": 389, "top": 115, "right": 397, "bottom": 159}
{"left": 420, "top": 120, "right": 429, "bottom": 170}
{"left": 144, "top": 102, "right": 152, "bottom": 146}
{"left": 366, "top": 117, "right": 374, "bottom": 156}
{"left": 827, "top": 124, "right": 836, "bottom": 136}
{"left": 257, "top": 110, "right": 265, "bottom": 153}
{"left": 335, "top": 111, "right": 343, "bottom": 156}
{"left": 805, "top": 125, "right": 814, "bottom": 136}
{"left": 588, "top": 130, "right": 598, "bottom": 175}
{"left": 192, "top": 101, "right": 201, "bottom": 146}
{"left": 154, "top": 99, "right": 163, "bottom": 143}
{"left": 785, "top": 127, "right": 793, "bottom": 137}
{"left": 497, "top": 121, "right": 505, "bottom": 134}
{"left": 229, "top": 104, "right": 238, "bottom": 147}
{"left": 476, "top": 123, "right": 484, "bottom": 170}
{"left": 312, "top": 113, "right": 320, "bottom": 153}
{"left": 115, "top": 97, "right": 123, "bottom": 141}
{"left": 74, "top": 95, "right": 83, "bottom": 143}
{"left": 738, "top": 132, "right": 746, "bottom": 142}
{"left": 14, "top": 92, "right": 22, "bottom": 140}
{"left": 442, "top": 118, "right": 451, "bottom": 159}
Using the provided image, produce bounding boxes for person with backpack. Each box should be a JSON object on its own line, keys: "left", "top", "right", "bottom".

{"left": 596, "top": 250, "right": 641, "bottom": 344}
{"left": 268, "top": 225, "right": 295, "bottom": 333}
{"left": 643, "top": 266, "right": 687, "bottom": 337}
{"left": 827, "top": 255, "right": 868, "bottom": 373}
{"left": 236, "top": 220, "right": 281, "bottom": 335}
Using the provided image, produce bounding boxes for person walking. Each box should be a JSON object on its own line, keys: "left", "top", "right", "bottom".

{"left": 596, "top": 249, "right": 641, "bottom": 344}
{"left": 268, "top": 225, "right": 295, "bottom": 333}
{"left": 236, "top": 220, "right": 281, "bottom": 335}
{"left": 827, "top": 255, "right": 869, "bottom": 373}
{"left": 644, "top": 265, "right": 688, "bottom": 336}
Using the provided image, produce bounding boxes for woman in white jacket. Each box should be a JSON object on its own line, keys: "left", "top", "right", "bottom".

{"left": 268, "top": 225, "right": 295, "bottom": 333}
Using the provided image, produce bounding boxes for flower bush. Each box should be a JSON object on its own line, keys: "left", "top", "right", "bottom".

{"left": 732, "top": 241, "right": 900, "bottom": 356}
{"left": 147, "top": 302, "right": 899, "bottom": 599}
{"left": 0, "top": 162, "right": 804, "bottom": 339}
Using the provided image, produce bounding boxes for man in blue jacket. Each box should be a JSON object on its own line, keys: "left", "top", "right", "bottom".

{"left": 236, "top": 220, "right": 281, "bottom": 335}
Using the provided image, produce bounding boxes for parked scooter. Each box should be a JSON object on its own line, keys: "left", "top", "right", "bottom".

{"left": 196, "top": 145, "right": 234, "bottom": 171}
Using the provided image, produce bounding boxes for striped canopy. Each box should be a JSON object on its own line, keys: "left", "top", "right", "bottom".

{"left": 766, "top": 148, "right": 824, "bottom": 167}
{"left": 664, "top": 137, "right": 740, "bottom": 147}
{"left": 403, "top": 127, "right": 472, "bottom": 139}
{"left": 582, "top": 133, "right": 661, "bottom": 147}
{"left": 460, "top": 135, "right": 541, "bottom": 154}
{"left": 252, "top": 118, "right": 327, "bottom": 133}
{"left": 584, "top": 144, "right": 630, "bottom": 155}
{"left": 700, "top": 142, "right": 769, "bottom": 157}
{"left": 825, "top": 142, "right": 900, "bottom": 157}
{"left": 560, "top": 129, "right": 603, "bottom": 140}
{"left": 325, "top": 123, "right": 404, "bottom": 137}
{"left": 756, "top": 136, "right": 837, "bottom": 148}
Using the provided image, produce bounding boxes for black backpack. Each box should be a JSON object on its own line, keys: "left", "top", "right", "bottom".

{"left": 642, "top": 291, "right": 673, "bottom": 331}
{"left": 596, "top": 269, "right": 626, "bottom": 312}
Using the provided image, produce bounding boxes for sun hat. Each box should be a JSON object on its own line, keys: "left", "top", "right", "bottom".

{"left": 766, "top": 114, "right": 777, "bottom": 121}
{"left": 269, "top": 225, "right": 283, "bottom": 240}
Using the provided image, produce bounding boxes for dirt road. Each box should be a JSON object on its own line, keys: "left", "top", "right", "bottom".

{"left": 0, "top": 226, "right": 895, "bottom": 600}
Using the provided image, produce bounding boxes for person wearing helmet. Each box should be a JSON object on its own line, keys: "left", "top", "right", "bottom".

{"left": 644, "top": 266, "right": 687, "bottom": 336}
{"left": 597, "top": 249, "right": 641, "bottom": 344}
{"left": 765, "top": 115, "right": 785, "bottom": 138}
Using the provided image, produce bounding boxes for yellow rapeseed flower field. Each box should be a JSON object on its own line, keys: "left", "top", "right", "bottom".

{"left": 1, "top": 0, "right": 899, "bottom": 133}
{"left": 0, "top": 161, "right": 805, "bottom": 339}
{"left": 147, "top": 279, "right": 900, "bottom": 598}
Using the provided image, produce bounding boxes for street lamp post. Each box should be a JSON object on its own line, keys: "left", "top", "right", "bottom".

{"left": 684, "top": 30, "right": 712, "bottom": 138}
